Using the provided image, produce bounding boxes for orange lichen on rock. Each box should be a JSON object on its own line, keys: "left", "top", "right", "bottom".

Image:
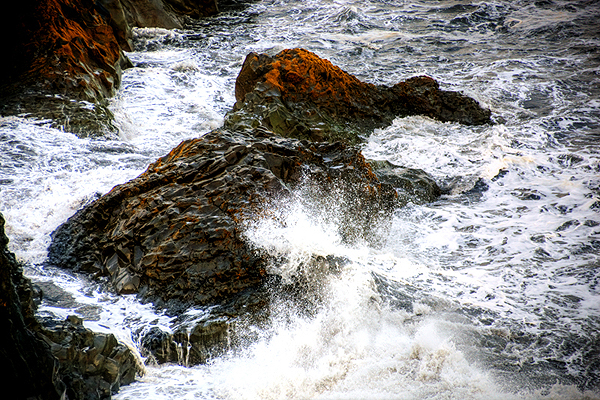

{"left": 275, "top": 49, "right": 373, "bottom": 105}
{"left": 28, "top": 0, "right": 124, "bottom": 101}
{"left": 233, "top": 48, "right": 491, "bottom": 137}
{"left": 1, "top": 0, "right": 128, "bottom": 105}
{"left": 236, "top": 48, "right": 380, "bottom": 118}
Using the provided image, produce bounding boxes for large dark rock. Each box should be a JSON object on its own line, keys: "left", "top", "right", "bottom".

{"left": 0, "top": 0, "right": 131, "bottom": 136}
{"left": 225, "top": 48, "right": 492, "bottom": 144}
{"left": 0, "top": 213, "right": 63, "bottom": 399}
{"left": 0, "top": 0, "right": 219, "bottom": 136}
{"left": 0, "top": 213, "right": 141, "bottom": 399}
{"left": 47, "top": 127, "right": 398, "bottom": 310}
{"left": 47, "top": 127, "right": 399, "bottom": 366}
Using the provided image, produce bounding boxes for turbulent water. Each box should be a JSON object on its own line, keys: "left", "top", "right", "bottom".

{"left": 2, "top": 0, "right": 600, "bottom": 398}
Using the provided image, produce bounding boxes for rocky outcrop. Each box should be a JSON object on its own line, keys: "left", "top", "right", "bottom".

{"left": 0, "top": 0, "right": 220, "bottom": 136}
{"left": 37, "top": 315, "right": 140, "bottom": 400}
{"left": 47, "top": 127, "right": 398, "bottom": 309}
{"left": 118, "top": 0, "right": 218, "bottom": 30}
{"left": 225, "top": 48, "right": 492, "bottom": 144}
{"left": 0, "top": 0, "right": 131, "bottom": 135}
{"left": 47, "top": 126, "right": 399, "bottom": 366}
{"left": 0, "top": 214, "right": 63, "bottom": 398}
{"left": 43, "top": 46, "right": 488, "bottom": 366}
{"left": 0, "top": 213, "right": 141, "bottom": 399}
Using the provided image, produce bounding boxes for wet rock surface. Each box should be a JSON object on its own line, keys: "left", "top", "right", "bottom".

{"left": 369, "top": 160, "right": 442, "bottom": 205}
{"left": 48, "top": 128, "right": 398, "bottom": 309}
{"left": 0, "top": 0, "right": 130, "bottom": 135}
{"left": 0, "top": 214, "right": 63, "bottom": 399}
{"left": 0, "top": 0, "right": 220, "bottom": 136}
{"left": 119, "top": 0, "right": 219, "bottom": 30}
{"left": 1, "top": 213, "right": 141, "bottom": 399}
{"left": 225, "top": 48, "right": 492, "bottom": 144}
{"left": 47, "top": 126, "right": 401, "bottom": 367}
{"left": 137, "top": 254, "right": 347, "bottom": 366}
{"left": 38, "top": 315, "right": 140, "bottom": 400}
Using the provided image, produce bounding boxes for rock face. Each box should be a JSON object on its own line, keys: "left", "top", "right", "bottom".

{"left": 0, "top": 0, "right": 220, "bottom": 136}
{"left": 225, "top": 48, "right": 492, "bottom": 144}
{"left": 0, "top": 214, "right": 63, "bottom": 399}
{"left": 47, "top": 128, "right": 398, "bottom": 309}
{"left": 0, "top": 0, "right": 131, "bottom": 135}
{"left": 0, "top": 213, "right": 140, "bottom": 399}
{"left": 38, "top": 315, "right": 139, "bottom": 400}
{"left": 5, "top": 0, "right": 127, "bottom": 102}
{"left": 47, "top": 126, "right": 399, "bottom": 367}
{"left": 119, "top": 0, "right": 219, "bottom": 30}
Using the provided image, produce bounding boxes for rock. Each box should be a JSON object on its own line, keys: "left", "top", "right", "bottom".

{"left": 368, "top": 160, "right": 442, "bottom": 205}
{"left": 37, "top": 315, "right": 141, "bottom": 400}
{"left": 47, "top": 127, "right": 398, "bottom": 366}
{"left": 98, "top": 0, "right": 135, "bottom": 51}
{"left": 141, "top": 317, "right": 230, "bottom": 366}
{"left": 139, "top": 254, "right": 346, "bottom": 367}
{"left": 225, "top": 48, "right": 491, "bottom": 144}
{"left": 47, "top": 128, "right": 398, "bottom": 310}
{"left": 0, "top": 0, "right": 219, "bottom": 136}
{"left": 162, "top": 0, "right": 219, "bottom": 21}
{"left": 0, "top": 213, "right": 64, "bottom": 399}
{"left": 141, "top": 253, "right": 340, "bottom": 365}
{"left": 119, "top": 0, "right": 219, "bottom": 30}
{"left": 0, "top": 213, "right": 141, "bottom": 399}
{"left": 0, "top": 0, "right": 131, "bottom": 136}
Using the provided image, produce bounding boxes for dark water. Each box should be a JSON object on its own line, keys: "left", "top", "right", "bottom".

{"left": 1, "top": 0, "right": 599, "bottom": 398}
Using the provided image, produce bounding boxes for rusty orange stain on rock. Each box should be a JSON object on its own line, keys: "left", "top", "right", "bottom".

{"left": 6, "top": 0, "right": 124, "bottom": 102}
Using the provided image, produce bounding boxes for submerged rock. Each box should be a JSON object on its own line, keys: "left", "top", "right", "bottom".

{"left": 48, "top": 128, "right": 398, "bottom": 311}
{"left": 0, "top": 213, "right": 141, "bottom": 399}
{"left": 369, "top": 160, "right": 442, "bottom": 205}
{"left": 225, "top": 48, "right": 492, "bottom": 144}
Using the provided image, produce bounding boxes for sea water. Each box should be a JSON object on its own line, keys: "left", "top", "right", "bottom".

{"left": 1, "top": 0, "right": 599, "bottom": 398}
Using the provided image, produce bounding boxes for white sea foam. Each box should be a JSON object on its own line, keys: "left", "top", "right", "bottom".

{"left": 2, "top": 0, "right": 600, "bottom": 398}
